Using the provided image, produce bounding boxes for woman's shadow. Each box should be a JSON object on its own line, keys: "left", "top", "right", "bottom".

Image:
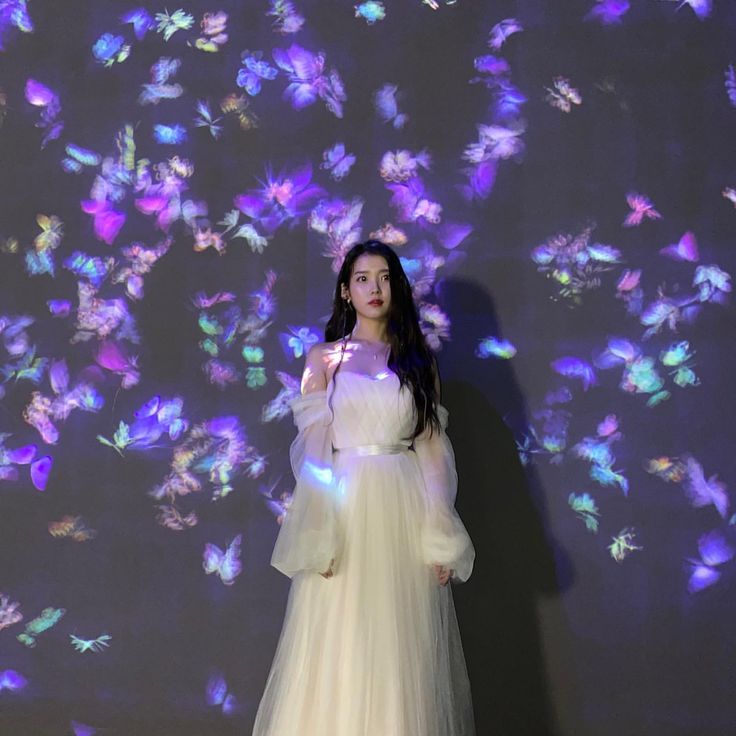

{"left": 438, "top": 277, "right": 575, "bottom": 736}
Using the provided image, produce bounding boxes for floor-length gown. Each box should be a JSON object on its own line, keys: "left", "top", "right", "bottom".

{"left": 252, "top": 368, "right": 476, "bottom": 736}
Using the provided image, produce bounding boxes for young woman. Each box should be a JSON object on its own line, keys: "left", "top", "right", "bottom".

{"left": 252, "top": 240, "right": 476, "bottom": 736}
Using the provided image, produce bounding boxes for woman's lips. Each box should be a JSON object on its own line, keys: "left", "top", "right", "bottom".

{"left": 368, "top": 299, "right": 384, "bottom": 306}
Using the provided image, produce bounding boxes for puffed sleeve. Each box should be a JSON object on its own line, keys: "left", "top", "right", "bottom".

{"left": 413, "top": 404, "right": 475, "bottom": 583}
{"left": 270, "top": 389, "right": 341, "bottom": 578}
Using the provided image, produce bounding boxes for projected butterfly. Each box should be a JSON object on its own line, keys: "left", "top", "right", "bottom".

{"left": 659, "top": 231, "right": 699, "bottom": 262}
{"left": 268, "top": 0, "right": 305, "bottom": 35}
{"left": 206, "top": 671, "right": 239, "bottom": 715}
{"left": 585, "top": 0, "right": 630, "bottom": 25}
{"left": 0, "top": 593, "right": 23, "bottom": 631}
{"left": 488, "top": 18, "right": 523, "bottom": 50}
{"left": 623, "top": 192, "right": 662, "bottom": 227}
{"left": 70, "top": 721, "right": 98, "bottom": 736}
{"left": 121, "top": 8, "right": 154, "bottom": 40}
{"left": 321, "top": 143, "right": 355, "bottom": 181}
{"left": 203, "top": 535, "right": 243, "bottom": 585}
{"left": 687, "top": 530, "right": 733, "bottom": 593}
{"left": 0, "top": 669, "right": 27, "bottom": 692}
{"left": 374, "top": 84, "right": 408, "bottom": 129}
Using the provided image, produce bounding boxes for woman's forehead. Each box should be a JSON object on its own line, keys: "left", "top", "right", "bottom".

{"left": 352, "top": 253, "right": 389, "bottom": 273}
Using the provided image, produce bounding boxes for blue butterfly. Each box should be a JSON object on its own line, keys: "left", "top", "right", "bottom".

{"left": 153, "top": 124, "right": 187, "bottom": 145}
{"left": 206, "top": 671, "right": 239, "bottom": 715}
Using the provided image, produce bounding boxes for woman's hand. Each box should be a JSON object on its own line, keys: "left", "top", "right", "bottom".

{"left": 320, "top": 559, "right": 335, "bottom": 578}
{"left": 433, "top": 563, "right": 453, "bottom": 586}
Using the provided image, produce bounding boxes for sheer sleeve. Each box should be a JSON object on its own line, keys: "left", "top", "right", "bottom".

{"left": 270, "top": 389, "right": 341, "bottom": 579}
{"left": 413, "top": 404, "right": 475, "bottom": 583}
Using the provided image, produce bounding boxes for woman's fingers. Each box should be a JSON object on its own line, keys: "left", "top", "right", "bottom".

{"left": 433, "top": 563, "right": 452, "bottom": 586}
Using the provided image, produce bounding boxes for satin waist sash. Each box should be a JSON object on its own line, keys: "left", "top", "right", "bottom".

{"left": 334, "top": 443, "right": 411, "bottom": 458}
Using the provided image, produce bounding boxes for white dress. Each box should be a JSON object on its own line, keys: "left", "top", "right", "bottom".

{"left": 252, "top": 369, "right": 476, "bottom": 736}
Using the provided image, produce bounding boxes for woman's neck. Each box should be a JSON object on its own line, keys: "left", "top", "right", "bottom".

{"left": 350, "top": 318, "right": 388, "bottom": 344}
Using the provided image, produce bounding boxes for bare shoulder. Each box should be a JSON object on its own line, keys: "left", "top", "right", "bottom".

{"left": 300, "top": 342, "right": 331, "bottom": 394}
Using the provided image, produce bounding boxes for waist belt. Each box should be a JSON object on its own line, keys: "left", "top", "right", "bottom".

{"left": 334, "top": 443, "right": 411, "bottom": 458}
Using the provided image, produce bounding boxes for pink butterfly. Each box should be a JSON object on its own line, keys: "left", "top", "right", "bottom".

{"left": 203, "top": 535, "right": 242, "bottom": 585}
{"left": 192, "top": 291, "right": 237, "bottom": 308}
{"left": 596, "top": 414, "right": 619, "bottom": 438}
{"left": 616, "top": 269, "right": 641, "bottom": 293}
{"left": 623, "top": 192, "right": 662, "bottom": 227}
{"left": 659, "top": 231, "right": 699, "bottom": 262}
{"left": 80, "top": 200, "right": 126, "bottom": 245}
{"left": 94, "top": 341, "right": 140, "bottom": 389}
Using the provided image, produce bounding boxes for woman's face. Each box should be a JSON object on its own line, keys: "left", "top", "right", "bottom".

{"left": 342, "top": 253, "right": 392, "bottom": 322}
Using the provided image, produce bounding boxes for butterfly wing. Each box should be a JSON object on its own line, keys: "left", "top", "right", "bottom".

{"left": 206, "top": 671, "right": 227, "bottom": 706}
{"left": 203, "top": 543, "right": 225, "bottom": 575}
{"left": 219, "top": 534, "right": 243, "bottom": 585}
{"left": 30, "top": 455, "right": 52, "bottom": 491}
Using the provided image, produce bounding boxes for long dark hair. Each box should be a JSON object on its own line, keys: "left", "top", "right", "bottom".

{"left": 324, "top": 240, "right": 441, "bottom": 441}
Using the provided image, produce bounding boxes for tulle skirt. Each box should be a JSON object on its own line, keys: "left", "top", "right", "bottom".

{"left": 252, "top": 450, "right": 475, "bottom": 736}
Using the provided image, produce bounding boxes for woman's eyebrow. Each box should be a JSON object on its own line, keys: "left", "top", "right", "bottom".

{"left": 353, "top": 268, "right": 390, "bottom": 274}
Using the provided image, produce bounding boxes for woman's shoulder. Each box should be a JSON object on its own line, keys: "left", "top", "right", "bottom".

{"left": 302, "top": 341, "right": 338, "bottom": 394}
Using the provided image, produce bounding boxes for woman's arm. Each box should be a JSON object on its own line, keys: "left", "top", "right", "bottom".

{"left": 413, "top": 363, "right": 475, "bottom": 584}
{"left": 301, "top": 343, "right": 327, "bottom": 394}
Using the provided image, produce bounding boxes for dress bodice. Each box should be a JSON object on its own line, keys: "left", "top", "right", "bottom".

{"left": 329, "top": 370, "right": 416, "bottom": 450}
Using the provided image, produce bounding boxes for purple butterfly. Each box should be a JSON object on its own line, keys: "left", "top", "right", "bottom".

{"left": 203, "top": 535, "right": 243, "bottom": 585}
{"left": 94, "top": 341, "right": 140, "bottom": 389}
{"left": 235, "top": 164, "right": 325, "bottom": 234}
{"left": 386, "top": 176, "right": 442, "bottom": 224}
{"left": 272, "top": 44, "right": 346, "bottom": 118}
{"left": 206, "top": 671, "right": 239, "bottom": 715}
{"left": 687, "top": 530, "right": 734, "bottom": 593}
{"left": 321, "top": 142, "right": 355, "bottom": 180}
{"left": 584, "top": 0, "right": 630, "bottom": 24}
{"left": 374, "top": 84, "right": 408, "bottom": 129}
{"left": 0, "top": 669, "right": 27, "bottom": 692}
{"left": 30, "top": 455, "right": 52, "bottom": 491}
{"left": 120, "top": 8, "right": 155, "bottom": 40}
{"left": 192, "top": 291, "right": 236, "bottom": 308}
{"left": 669, "top": 0, "right": 712, "bottom": 21}
{"left": 551, "top": 357, "right": 597, "bottom": 391}
{"left": 80, "top": 199, "right": 126, "bottom": 245}
{"left": 659, "top": 231, "right": 699, "bottom": 262}
{"left": 682, "top": 456, "right": 729, "bottom": 518}
{"left": 488, "top": 18, "right": 523, "bottom": 51}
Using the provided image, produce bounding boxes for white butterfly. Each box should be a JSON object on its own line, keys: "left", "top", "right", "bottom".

{"left": 203, "top": 534, "right": 243, "bottom": 585}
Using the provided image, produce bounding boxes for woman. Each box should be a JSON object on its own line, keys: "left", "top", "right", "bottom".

{"left": 252, "top": 240, "right": 476, "bottom": 736}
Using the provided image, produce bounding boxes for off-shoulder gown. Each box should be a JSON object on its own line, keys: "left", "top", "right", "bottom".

{"left": 252, "top": 369, "right": 476, "bottom": 736}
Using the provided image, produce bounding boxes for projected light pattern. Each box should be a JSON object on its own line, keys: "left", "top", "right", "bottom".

{"left": 0, "top": 0, "right": 733, "bottom": 731}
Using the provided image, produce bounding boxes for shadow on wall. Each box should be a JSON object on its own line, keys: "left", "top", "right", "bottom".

{"left": 438, "top": 276, "right": 576, "bottom": 736}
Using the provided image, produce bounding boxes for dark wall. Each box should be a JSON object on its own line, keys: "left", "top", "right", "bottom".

{"left": 0, "top": 2, "right": 734, "bottom": 735}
